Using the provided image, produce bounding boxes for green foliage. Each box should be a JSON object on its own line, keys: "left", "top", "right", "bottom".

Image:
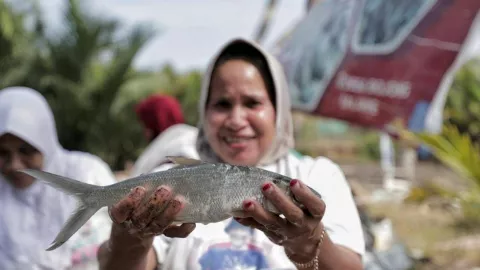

{"left": 0, "top": 0, "right": 204, "bottom": 170}
{"left": 159, "top": 64, "right": 203, "bottom": 126}
{"left": 0, "top": 0, "right": 40, "bottom": 88}
{"left": 404, "top": 183, "right": 456, "bottom": 203}
{"left": 444, "top": 59, "right": 480, "bottom": 144}
{"left": 357, "top": 132, "right": 381, "bottom": 161}
{"left": 403, "top": 124, "right": 480, "bottom": 226}
{"left": 31, "top": 0, "right": 156, "bottom": 169}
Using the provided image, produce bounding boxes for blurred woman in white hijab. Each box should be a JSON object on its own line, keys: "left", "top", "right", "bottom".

{"left": 0, "top": 86, "right": 116, "bottom": 269}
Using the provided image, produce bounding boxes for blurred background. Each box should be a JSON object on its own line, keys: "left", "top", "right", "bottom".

{"left": 1, "top": 0, "right": 480, "bottom": 269}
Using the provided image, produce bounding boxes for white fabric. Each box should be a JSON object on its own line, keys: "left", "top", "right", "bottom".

{"left": 152, "top": 152, "right": 365, "bottom": 269}
{"left": 196, "top": 38, "right": 295, "bottom": 166}
{"left": 130, "top": 123, "right": 199, "bottom": 177}
{"left": 0, "top": 87, "right": 116, "bottom": 270}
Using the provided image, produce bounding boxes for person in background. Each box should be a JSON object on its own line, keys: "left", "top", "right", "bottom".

{"left": 98, "top": 38, "right": 364, "bottom": 270}
{"left": 130, "top": 94, "right": 199, "bottom": 177}
{"left": 0, "top": 86, "right": 116, "bottom": 269}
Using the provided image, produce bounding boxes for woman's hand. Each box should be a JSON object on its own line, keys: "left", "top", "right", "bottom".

{"left": 233, "top": 179, "right": 326, "bottom": 259}
{"left": 98, "top": 186, "right": 196, "bottom": 270}
{"left": 108, "top": 185, "right": 196, "bottom": 239}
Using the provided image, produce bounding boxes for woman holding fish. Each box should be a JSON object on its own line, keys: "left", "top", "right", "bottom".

{"left": 97, "top": 38, "right": 365, "bottom": 270}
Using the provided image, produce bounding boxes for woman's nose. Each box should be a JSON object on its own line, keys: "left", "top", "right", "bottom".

{"left": 225, "top": 106, "right": 248, "bottom": 130}
{"left": 7, "top": 154, "right": 26, "bottom": 172}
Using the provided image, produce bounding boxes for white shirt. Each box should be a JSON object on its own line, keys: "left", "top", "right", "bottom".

{"left": 130, "top": 124, "right": 199, "bottom": 177}
{"left": 152, "top": 153, "right": 365, "bottom": 270}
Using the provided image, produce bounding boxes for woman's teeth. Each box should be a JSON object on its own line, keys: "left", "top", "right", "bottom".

{"left": 225, "top": 137, "right": 252, "bottom": 143}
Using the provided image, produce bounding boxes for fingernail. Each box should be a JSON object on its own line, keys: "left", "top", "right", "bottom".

{"left": 243, "top": 201, "right": 253, "bottom": 210}
{"left": 262, "top": 183, "right": 272, "bottom": 192}
{"left": 171, "top": 200, "right": 181, "bottom": 209}
{"left": 290, "top": 179, "right": 299, "bottom": 188}
{"left": 129, "top": 187, "right": 144, "bottom": 199}
{"left": 155, "top": 187, "right": 169, "bottom": 198}
{"left": 129, "top": 187, "right": 139, "bottom": 195}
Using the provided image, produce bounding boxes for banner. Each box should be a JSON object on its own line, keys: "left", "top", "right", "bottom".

{"left": 275, "top": 0, "right": 480, "bottom": 134}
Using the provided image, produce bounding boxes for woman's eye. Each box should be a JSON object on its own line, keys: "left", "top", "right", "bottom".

{"left": 0, "top": 149, "right": 8, "bottom": 159}
{"left": 19, "top": 145, "right": 38, "bottom": 156}
{"left": 214, "top": 100, "right": 231, "bottom": 109}
{"left": 245, "top": 99, "right": 261, "bottom": 108}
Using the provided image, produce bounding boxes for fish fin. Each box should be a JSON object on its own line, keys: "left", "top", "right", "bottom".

{"left": 166, "top": 156, "right": 205, "bottom": 166}
{"left": 18, "top": 169, "right": 104, "bottom": 251}
{"left": 19, "top": 169, "right": 100, "bottom": 196}
{"left": 46, "top": 205, "right": 100, "bottom": 251}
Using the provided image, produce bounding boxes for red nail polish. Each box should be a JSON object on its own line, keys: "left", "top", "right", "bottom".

{"left": 244, "top": 201, "right": 253, "bottom": 209}
{"left": 290, "top": 179, "right": 299, "bottom": 187}
{"left": 262, "top": 183, "right": 272, "bottom": 192}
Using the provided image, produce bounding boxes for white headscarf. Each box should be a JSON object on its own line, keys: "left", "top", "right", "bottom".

{"left": 196, "top": 38, "right": 295, "bottom": 166}
{"left": 0, "top": 87, "right": 115, "bottom": 269}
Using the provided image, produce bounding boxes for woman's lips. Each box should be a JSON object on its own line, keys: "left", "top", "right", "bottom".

{"left": 222, "top": 136, "right": 255, "bottom": 149}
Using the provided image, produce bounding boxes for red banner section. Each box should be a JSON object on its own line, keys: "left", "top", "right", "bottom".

{"left": 276, "top": 0, "right": 480, "bottom": 132}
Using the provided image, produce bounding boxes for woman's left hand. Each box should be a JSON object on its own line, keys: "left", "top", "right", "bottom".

{"left": 233, "top": 179, "right": 326, "bottom": 258}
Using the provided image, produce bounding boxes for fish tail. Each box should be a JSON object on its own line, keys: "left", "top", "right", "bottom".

{"left": 19, "top": 169, "right": 105, "bottom": 251}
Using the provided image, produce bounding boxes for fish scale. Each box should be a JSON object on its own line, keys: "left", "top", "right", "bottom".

{"left": 18, "top": 156, "right": 322, "bottom": 251}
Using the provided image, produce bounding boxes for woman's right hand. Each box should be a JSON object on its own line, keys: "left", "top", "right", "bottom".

{"left": 99, "top": 185, "right": 195, "bottom": 270}
{"left": 108, "top": 185, "right": 196, "bottom": 239}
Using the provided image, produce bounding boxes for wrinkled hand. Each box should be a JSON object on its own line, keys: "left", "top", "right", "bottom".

{"left": 234, "top": 179, "right": 326, "bottom": 256}
{"left": 108, "top": 185, "right": 196, "bottom": 239}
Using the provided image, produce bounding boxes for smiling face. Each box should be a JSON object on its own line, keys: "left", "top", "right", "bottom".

{"left": 204, "top": 59, "right": 276, "bottom": 166}
{"left": 0, "top": 133, "right": 44, "bottom": 189}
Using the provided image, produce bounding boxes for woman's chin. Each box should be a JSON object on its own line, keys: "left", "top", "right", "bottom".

{"left": 8, "top": 175, "right": 36, "bottom": 189}
{"left": 223, "top": 152, "right": 260, "bottom": 166}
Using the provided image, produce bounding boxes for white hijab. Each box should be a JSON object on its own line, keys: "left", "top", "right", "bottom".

{"left": 0, "top": 87, "right": 115, "bottom": 269}
{"left": 196, "top": 38, "right": 295, "bottom": 167}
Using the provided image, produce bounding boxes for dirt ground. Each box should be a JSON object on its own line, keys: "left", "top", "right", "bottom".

{"left": 338, "top": 159, "right": 465, "bottom": 190}
{"left": 339, "top": 160, "right": 480, "bottom": 270}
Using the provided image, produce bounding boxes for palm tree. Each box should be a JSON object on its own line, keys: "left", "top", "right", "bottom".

{"left": 397, "top": 123, "right": 480, "bottom": 226}
{"left": 0, "top": 0, "right": 41, "bottom": 88}
{"left": 2, "top": 0, "right": 158, "bottom": 168}
{"left": 42, "top": 0, "right": 157, "bottom": 168}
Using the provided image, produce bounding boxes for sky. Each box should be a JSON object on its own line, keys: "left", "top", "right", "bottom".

{"left": 37, "top": 0, "right": 307, "bottom": 72}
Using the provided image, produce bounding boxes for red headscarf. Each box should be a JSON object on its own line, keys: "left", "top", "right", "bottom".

{"left": 135, "top": 94, "right": 185, "bottom": 139}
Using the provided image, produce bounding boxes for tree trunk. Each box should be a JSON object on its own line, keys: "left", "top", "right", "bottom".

{"left": 253, "top": 0, "right": 278, "bottom": 43}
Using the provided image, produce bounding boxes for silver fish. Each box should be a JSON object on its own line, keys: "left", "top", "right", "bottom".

{"left": 19, "top": 156, "right": 321, "bottom": 251}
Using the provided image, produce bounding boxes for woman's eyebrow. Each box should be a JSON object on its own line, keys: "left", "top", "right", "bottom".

{"left": 244, "top": 92, "right": 268, "bottom": 100}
